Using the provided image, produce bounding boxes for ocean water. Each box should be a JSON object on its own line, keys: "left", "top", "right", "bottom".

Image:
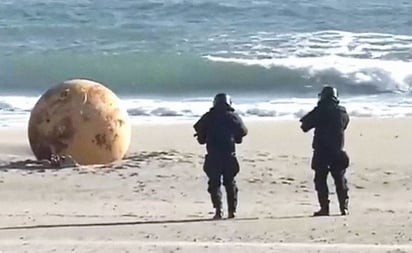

{"left": 0, "top": 0, "right": 412, "bottom": 127}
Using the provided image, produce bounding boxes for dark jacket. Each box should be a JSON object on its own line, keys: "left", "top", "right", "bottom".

{"left": 194, "top": 105, "right": 248, "bottom": 155}
{"left": 300, "top": 99, "right": 349, "bottom": 152}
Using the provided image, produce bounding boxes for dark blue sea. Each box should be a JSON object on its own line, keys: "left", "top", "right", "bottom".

{"left": 0, "top": 0, "right": 412, "bottom": 126}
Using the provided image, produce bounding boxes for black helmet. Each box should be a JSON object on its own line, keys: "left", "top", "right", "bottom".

{"left": 318, "top": 86, "right": 338, "bottom": 102}
{"left": 213, "top": 93, "right": 232, "bottom": 107}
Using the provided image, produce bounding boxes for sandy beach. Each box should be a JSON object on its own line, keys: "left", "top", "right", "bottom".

{"left": 0, "top": 118, "right": 412, "bottom": 252}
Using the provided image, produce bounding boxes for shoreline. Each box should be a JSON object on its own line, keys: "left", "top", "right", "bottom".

{"left": 3, "top": 92, "right": 412, "bottom": 128}
{"left": 3, "top": 116, "right": 412, "bottom": 159}
{"left": 2, "top": 117, "right": 412, "bottom": 167}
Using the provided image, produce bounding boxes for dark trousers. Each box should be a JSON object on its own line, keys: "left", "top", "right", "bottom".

{"left": 311, "top": 150, "right": 349, "bottom": 206}
{"left": 203, "top": 153, "right": 239, "bottom": 212}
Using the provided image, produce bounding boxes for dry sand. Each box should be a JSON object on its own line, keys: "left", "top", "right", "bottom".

{"left": 0, "top": 118, "right": 411, "bottom": 252}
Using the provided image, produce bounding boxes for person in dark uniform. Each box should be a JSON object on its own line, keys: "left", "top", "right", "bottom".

{"left": 194, "top": 93, "right": 248, "bottom": 219}
{"left": 300, "top": 86, "right": 350, "bottom": 216}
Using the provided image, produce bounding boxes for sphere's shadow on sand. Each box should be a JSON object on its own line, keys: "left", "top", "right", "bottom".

{"left": 0, "top": 157, "right": 79, "bottom": 171}
{"left": 0, "top": 150, "right": 189, "bottom": 171}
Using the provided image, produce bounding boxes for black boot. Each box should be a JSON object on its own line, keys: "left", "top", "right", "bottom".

{"left": 226, "top": 186, "right": 238, "bottom": 219}
{"left": 339, "top": 198, "right": 349, "bottom": 216}
{"left": 210, "top": 191, "right": 223, "bottom": 220}
{"left": 213, "top": 208, "right": 223, "bottom": 220}
{"left": 336, "top": 188, "right": 349, "bottom": 216}
{"left": 313, "top": 198, "right": 330, "bottom": 216}
{"left": 313, "top": 206, "right": 329, "bottom": 216}
{"left": 227, "top": 198, "right": 236, "bottom": 219}
{"left": 228, "top": 209, "right": 236, "bottom": 219}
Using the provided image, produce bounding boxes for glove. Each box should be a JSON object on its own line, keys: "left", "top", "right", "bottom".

{"left": 194, "top": 133, "right": 206, "bottom": 144}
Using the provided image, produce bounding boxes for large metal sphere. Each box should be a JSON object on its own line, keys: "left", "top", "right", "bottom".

{"left": 28, "top": 79, "right": 131, "bottom": 165}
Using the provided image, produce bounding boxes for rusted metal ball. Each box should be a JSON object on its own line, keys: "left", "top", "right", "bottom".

{"left": 28, "top": 79, "right": 131, "bottom": 165}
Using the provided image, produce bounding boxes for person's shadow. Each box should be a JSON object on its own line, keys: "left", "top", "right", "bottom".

{"left": 0, "top": 214, "right": 332, "bottom": 231}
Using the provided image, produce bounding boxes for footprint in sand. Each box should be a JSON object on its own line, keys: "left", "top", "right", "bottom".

{"left": 279, "top": 176, "right": 295, "bottom": 185}
{"left": 248, "top": 178, "right": 262, "bottom": 183}
{"left": 353, "top": 184, "right": 365, "bottom": 189}
{"left": 242, "top": 158, "right": 255, "bottom": 163}
{"left": 279, "top": 176, "right": 294, "bottom": 181}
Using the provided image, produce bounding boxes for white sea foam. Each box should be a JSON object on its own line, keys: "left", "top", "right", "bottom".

{"left": 1, "top": 94, "right": 412, "bottom": 128}
{"left": 206, "top": 55, "right": 412, "bottom": 92}
{"left": 205, "top": 30, "right": 412, "bottom": 93}
{"left": 238, "top": 30, "right": 412, "bottom": 59}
